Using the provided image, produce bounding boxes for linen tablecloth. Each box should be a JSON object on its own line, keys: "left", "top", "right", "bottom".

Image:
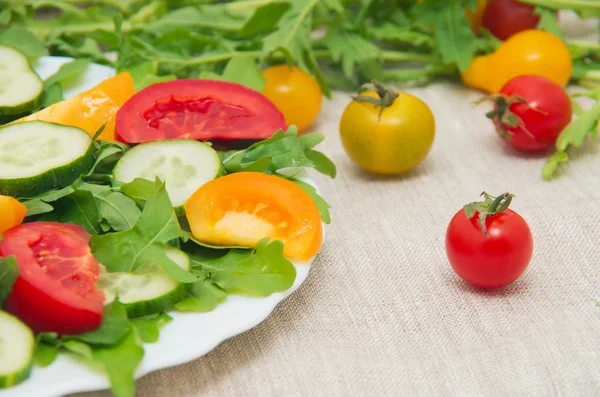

{"left": 73, "top": 15, "right": 600, "bottom": 397}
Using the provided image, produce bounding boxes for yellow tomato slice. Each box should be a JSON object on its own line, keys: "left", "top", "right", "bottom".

{"left": 185, "top": 172, "right": 323, "bottom": 261}
{"left": 0, "top": 195, "right": 27, "bottom": 234}
{"left": 13, "top": 72, "right": 135, "bottom": 141}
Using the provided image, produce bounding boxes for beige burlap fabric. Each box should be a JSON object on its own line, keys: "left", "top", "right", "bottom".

{"left": 72, "top": 15, "right": 600, "bottom": 397}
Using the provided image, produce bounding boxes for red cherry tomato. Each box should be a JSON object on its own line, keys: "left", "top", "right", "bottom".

{"left": 1, "top": 222, "right": 105, "bottom": 335}
{"left": 487, "top": 75, "right": 573, "bottom": 152}
{"left": 482, "top": 0, "right": 540, "bottom": 40}
{"left": 115, "top": 79, "right": 287, "bottom": 144}
{"left": 445, "top": 193, "right": 533, "bottom": 289}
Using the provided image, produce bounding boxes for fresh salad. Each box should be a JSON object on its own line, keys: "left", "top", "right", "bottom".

{"left": 0, "top": 45, "right": 336, "bottom": 397}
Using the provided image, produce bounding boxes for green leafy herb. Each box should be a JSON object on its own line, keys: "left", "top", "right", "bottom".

{"left": 200, "top": 56, "right": 266, "bottom": 91}
{"left": 92, "top": 328, "right": 144, "bottom": 397}
{"left": 63, "top": 300, "right": 130, "bottom": 346}
{"left": 91, "top": 181, "right": 198, "bottom": 283}
{"left": 131, "top": 313, "right": 173, "bottom": 344}
{"left": 0, "top": 27, "right": 46, "bottom": 58}
{"left": 51, "top": 188, "right": 100, "bottom": 235}
{"left": 543, "top": 90, "right": 600, "bottom": 180}
{"left": 0, "top": 256, "right": 19, "bottom": 306}
{"left": 43, "top": 58, "right": 91, "bottom": 89}
{"left": 63, "top": 340, "right": 94, "bottom": 360}
{"left": 34, "top": 342, "right": 60, "bottom": 368}
{"left": 189, "top": 239, "right": 297, "bottom": 297}
{"left": 291, "top": 178, "right": 332, "bottom": 224}
{"left": 175, "top": 276, "right": 227, "bottom": 313}
{"left": 222, "top": 127, "right": 337, "bottom": 178}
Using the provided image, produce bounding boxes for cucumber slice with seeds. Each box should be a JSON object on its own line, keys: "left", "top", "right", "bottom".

{"left": 113, "top": 140, "right": 222, "bottom": 209}
{"left": 0, "top": 45, "right": 43, "bottom": 115}
{"left": 98, "top": 246, "right": 191, "bottom": 318}
{"left": 0, "top": 310, "right": 35, "bottom": 389}
{"left": 0, "top": 121, "right": 94, "bottom": 197}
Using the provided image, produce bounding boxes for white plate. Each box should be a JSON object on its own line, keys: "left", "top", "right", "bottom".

{"left": 0, "top": 57, "right": 324, "bottom": 397}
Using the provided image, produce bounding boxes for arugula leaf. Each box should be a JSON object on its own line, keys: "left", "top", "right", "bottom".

{"left": 175, "top": 277, "right": 227, "bottom": 313}
{"left": 51, "top": 188, "right": 100, "bottom": 235}
{"left": 0, "top": 27, "right": 46, "bottom": 58}
{"left": 90, "top": 182, "right": 187, "bottom": 277}
{"left": 325, "top": 27, "right": 382, "bottom": 78}
{"left": 222, "top": 128, "right": 337, "bottom": 178}
{"left": 92, "top": 328, "right": 144, "bottom": 397}
{"left": 535, "top": 6, "right": 563, "bottom": 39}
{"left": 63, "top": 340, "right": 93, "bottom": 360}
{"left": 95, "top": 191, "right": 141, "bottom": 232}
{"left": 43, "top": 58, "right": 91, "bottom": 89}
{"left": 34, "top": 342, "right": 60, "bottom": 368}
{"left": 36, "top": 82, "right": 64, "bottom": 110}
{"left": 120, "top": 178, "right": 161, "bottom": 208}
{"left": 262, "top": 0, "right": 330, "bottom": 97}
{"left": 189, "top": 239, "right": 297, "bottom": 297}
{"left": 413, "top": 0, "right": 478, "bottom": 72}
{"left": 0, "top": 256, "right": 19, "bottom": 306}
{"left": 200, "top": 56, "right": 266, "bottom": 91}
{"left": 238, "top": 1, "right": 291, "bottom": 38}
{"left": 63, "top": 300, "right": 130, "bottom": 346}
{"left": 131, "top": 313, "right": 173, "bottom": 343}
{"left": 291, "top": 178, "right": 331, "bottom": 224}
{"left": 543, "top": 90, "right": 600, "bottom": 180}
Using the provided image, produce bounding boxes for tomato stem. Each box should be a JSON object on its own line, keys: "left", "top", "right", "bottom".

{"left": 463, "top": 192, "right": 515, "bottom": 237}
{"left": 351, "top": 81, "right": 399, "bottom": 121}
{"left": 477, "top": 94, "right": 543, "bottom": 139}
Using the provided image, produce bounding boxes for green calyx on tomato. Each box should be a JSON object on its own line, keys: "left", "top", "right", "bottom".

{"left": 478, "top": 94, "right": 542, "bottom": 139}
{"left": 463, "top": 192, "right": 515, "bottom": 237}
{"left": 351, "top": 80, "right": 399, "bottom": 121}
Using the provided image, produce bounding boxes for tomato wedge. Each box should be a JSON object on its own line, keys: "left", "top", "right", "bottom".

{"left": 185, "top": 172, "right": 322, "bottom": 261}
{"left": 115, "top": 79, "right": 287, "bottom": 144}
{"left": 13, "top": 72, "right": 135, "bottom": 142}
{"left": 1, "top": 222, "right": 105, "bottom": 335}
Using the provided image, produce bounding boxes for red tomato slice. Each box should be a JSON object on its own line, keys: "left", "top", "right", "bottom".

{"left": 115, "top": 79, "right": 287, "bottom": 144}
{"left": 1, "top": 222, "right": 105, "bottom": 335}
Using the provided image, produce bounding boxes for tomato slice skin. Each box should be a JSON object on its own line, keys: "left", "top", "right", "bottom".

{"left": 115, "top": 79, "right": 287, "bottom": 144}
{"left": 185, "top": 172, "right": 323, "bottom": 261}
{"left": 1, "top": 222, "right": 105, "bottom": 335}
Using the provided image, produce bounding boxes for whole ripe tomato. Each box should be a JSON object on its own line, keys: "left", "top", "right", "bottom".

{"left": 485, "top": 75, "right": 573, "bottom": 152}
{"left": 115, "top": 79, "right": 286, "bottom": 144}
{"left": 446, "top": 193, "right": 533, "bottom": 289}
{"left": 261, "top": 65, "right": 323, "bottom": 133}
{"left": 339, "top": 81, "right": 435, "bottom": 175}
{"left": 461, "top": 29, "right": 572, "bottom": 93}
{"left": 1, "top": 222, "right": 105, "bottom": 335}
{"left": 483, "top": 0, "right": 540, "bottom": 40}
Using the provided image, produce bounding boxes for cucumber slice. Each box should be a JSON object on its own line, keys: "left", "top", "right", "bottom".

{"left": 0, "top": 121, "right": 94, "bottom": 197}
{"left": 0, "top": 45, "right": 43, "bottom": 116}
{"left": 113, "top": 140, "right": 222, "bottom": 209}
{"left": 0, "top": 310, "right": 34, "bottom": 389}
{"left": 98, "top": 246, "right": 191, "bottom": 318}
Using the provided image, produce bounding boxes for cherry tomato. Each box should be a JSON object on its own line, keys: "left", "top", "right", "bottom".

{"left": 261, "top": 65, "right": 323, "bottom": 133}
{"left": 0, "top": 195, "right": 27, "bottom": 234}
{"left": 461, "top": 30, "right": 572, "bottom": 93}
{"left": 339, "top": 81, "right": 435, "bottom": 175}
{"left": 483, "top": 0, "right": 540, "bottom": 40}
{"left": 1, "top": 222, "right": 105, "bottom": 334}
{"left": 185, "top": 172, "right": 322, "bottom": 261}
{"left": 487, "top": 75, "right": 573, "bottom": 152}
{"left": 115, "top": 79, "right": 287, "bottom": 144}
{"left": 445, "top": 193, "right": 533, "bottom": 289}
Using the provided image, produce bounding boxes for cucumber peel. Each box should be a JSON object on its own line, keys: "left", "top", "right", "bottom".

{"left": 0, "top": 311, "right": 34, "bottom": 389}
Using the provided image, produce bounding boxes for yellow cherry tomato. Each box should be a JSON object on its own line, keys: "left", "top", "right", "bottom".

{"left": 0, "top": 195, "right": 27, "bottom": 234}
{"left": 461, "top": 29, "right": 572, "bottom": 93}
{"left": 339, "top": 83, "right": 435, "bottom": 175}
{"left": 261, "top": 65, "right": 323, "bottom": 133}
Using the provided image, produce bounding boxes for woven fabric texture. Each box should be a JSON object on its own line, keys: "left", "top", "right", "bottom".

{"left": 72, "top": 15, "right": 600, "bottom": 397}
